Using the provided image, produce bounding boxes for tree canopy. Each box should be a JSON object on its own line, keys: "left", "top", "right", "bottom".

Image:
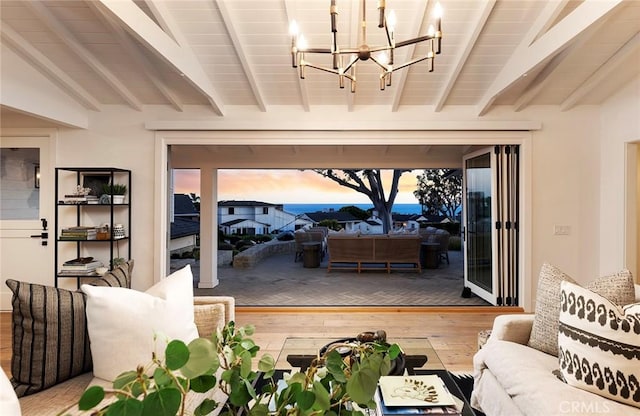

{"left": 413, "top": 169, "right": 462, "bottom": 220}
{"left": 312, "top": 169, "right": 409, "bottom": 233}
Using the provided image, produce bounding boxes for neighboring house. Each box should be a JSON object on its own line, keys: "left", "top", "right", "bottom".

{"left": 301, "top": 211, "right": 360, "bottom": 232}
{"left": 218, "top": 200, "right": 297, "bottom": 234}
{"left": 392, "top": 214, "right": 425, "bottom": 231}
{"left": 170, "top": 218, "right": 200, "bottom": 256}
{"left": 173, "top": 193, "right": 199, "bottom": 220}
{"left": 353, "top": 217, "right": 384, "bottom": 235}
{"left": 170, "top": 194, "right": 200, "bottom": 255}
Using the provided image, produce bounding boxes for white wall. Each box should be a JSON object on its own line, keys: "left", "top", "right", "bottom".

{"left": 55, "top": 107, "right": 156, "bottom": 291}
{"left": 599, "top": 75, "right": 640, "bottom": 276}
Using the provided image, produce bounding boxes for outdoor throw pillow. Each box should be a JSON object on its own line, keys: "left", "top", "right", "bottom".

{"left": 558, "top": 281, "right": 640, "bottom": 408}
{"left": 82, "top": 265, "right": 199, "bottom": 382}
{"left": 528, "top": 263, "right": 635, "bottom": 356}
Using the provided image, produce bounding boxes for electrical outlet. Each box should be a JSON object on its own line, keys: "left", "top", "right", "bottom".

{"left": 553, "top": 225, "right": 571, "bottom": 235}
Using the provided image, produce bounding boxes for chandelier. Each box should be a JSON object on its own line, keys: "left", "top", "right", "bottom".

{"left": 289, "top": 0, "right": 443, "bottom": 92}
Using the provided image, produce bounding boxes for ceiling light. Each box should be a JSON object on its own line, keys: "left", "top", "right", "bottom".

{"left": 290, "top": 0, "right": 443, "bottom": 93}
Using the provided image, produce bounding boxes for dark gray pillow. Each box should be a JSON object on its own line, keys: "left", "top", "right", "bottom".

{"left": 5, "top": 260, "right": 133, "bottom": 397}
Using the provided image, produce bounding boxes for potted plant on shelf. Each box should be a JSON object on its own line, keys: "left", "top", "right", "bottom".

{"left": 71, "top": 323, "right": 401, "bottom": 416}
{"left": 101, "top": 183, "right": 127, "bottom": 204}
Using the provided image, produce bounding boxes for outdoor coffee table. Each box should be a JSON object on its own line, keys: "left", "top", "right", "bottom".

{"left": 276, "top": 337, "right": 477, "bottom": 416}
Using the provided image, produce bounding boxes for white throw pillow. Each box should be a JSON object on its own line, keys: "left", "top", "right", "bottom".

{"left": 82, "top": 265, "right": 199, "bottom": 382}
{"left": 0, "top": 367, "right": 20, "bottom": 416}
{"left": 558, "top": 281, "right": 640, "bottom": 408}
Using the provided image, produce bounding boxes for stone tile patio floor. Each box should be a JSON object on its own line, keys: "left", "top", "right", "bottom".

{"left": 172, "top": 249, "right": 490, "bottom": 307}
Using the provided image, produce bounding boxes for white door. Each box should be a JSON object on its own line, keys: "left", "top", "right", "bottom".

{"left": 0, "top": 136, "right": 54, "bottom": 309}
{"left": 462, "top": 148, "right": 497, "bottom": 304}
{"left": 463, "top": 146, "right": 520, "bottom": 306}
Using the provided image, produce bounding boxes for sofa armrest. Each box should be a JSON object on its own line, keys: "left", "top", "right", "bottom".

{"left": 488, "top": 314, "right": 534, "bottom": 345}
{"left": 193, "top": 296, "right": 236, "bottom": 339}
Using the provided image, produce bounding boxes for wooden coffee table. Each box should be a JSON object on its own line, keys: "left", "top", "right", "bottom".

{"left": 276, "top": 337, "right": 477, "bottom": 416}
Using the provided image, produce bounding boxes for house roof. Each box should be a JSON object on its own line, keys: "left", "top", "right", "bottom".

{"left": 220, "top": 218, "right": 270, "bottom": 227}
{"left": 170, "top": 217, "right": 199, "bottom": 239}
{"left": 219, "top": 200, "right": 283, "bottom": 208}
{"left": 304, "top": 211, "right": 359, "bottom": 223}
{"left": 2, "top": 1, "right": 638, "bottom": 127}
{"left": 174, "top": 194, "right": 198, "bottom": 216}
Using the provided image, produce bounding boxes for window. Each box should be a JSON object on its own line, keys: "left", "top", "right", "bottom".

{"left": 229, "top": 207, "right": 234, "bottom": 214}
{"left": 263, "top": 207, "right": 269, "bottom": 214}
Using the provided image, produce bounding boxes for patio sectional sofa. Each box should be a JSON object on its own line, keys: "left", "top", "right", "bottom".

{"left": 326, "top": 234, "right": 422, "bottom": 273}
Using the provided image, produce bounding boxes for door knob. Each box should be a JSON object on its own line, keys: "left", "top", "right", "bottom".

{"left": 30, "top": 232, "right": 49, "bottom": 239}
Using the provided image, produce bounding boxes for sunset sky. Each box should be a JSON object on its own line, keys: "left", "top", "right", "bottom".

{"left": 173, "top": 169, "right": 425, "bottom": 204}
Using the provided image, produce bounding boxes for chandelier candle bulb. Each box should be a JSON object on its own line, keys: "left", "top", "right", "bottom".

{"left": 378, "top": 0, "right": 386, "bottom": 28}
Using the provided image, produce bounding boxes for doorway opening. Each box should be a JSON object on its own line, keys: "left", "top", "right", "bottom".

{"left": 162, "top": 141, "right": 528, "bottom": 307}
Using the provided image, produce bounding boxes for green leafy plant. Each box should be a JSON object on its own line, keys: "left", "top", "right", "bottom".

{"left": 66, "top": 322, "right": 401, "bottom": 416}
{"left": 102, "top": 183, "right": 127, "bottom": 195}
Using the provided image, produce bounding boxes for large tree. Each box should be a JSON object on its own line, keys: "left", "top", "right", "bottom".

{"left": 313, "top": 169, "right": 408, "bottom": 233}
{"left": 413, "top": 169, "right": 462, "bottom": 220}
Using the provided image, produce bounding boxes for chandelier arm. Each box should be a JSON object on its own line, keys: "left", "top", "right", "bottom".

{"left": 302, "top": 62, "right": 355, "bottom": 80}
{"left": 368, "top": 45, "right": 392, "bottom": 53}
{"left": 303, "top": 48, "right": 333, "bottom": 54}
{"left": 369, "top": 56, "right": 389, "bottom": 71}
{"left": 342, "top": 56, "right": 360, "bottom": 73}
{"left": 390, "top": 55, "right": 432, "bottom": 72}
{"left": 395, "top": 35, "right": 437, "bottom": 48}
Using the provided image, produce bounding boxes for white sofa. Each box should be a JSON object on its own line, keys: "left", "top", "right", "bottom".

{"left": 471, "top": 285, "right": 640, "bottom": 416}
{"left": 13, "top": 296, "right": 234, "bottom": 416}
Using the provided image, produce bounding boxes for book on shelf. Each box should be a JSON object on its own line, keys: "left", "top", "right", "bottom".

{"left": 60, "top": 226, "right": 97, "bottom": 240}
{"left": 57, "top": 270, "right": 98, "bottom": 276}
{"left": 61, "top": 261, "right": 102, "bottom": 270}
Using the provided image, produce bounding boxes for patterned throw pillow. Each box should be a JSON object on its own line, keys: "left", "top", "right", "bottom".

{"left": 558, "top": 281, "right": 640, "bottom": 408}
{"left": 5, "top": 260, "right": 134, "bottom": 397}
{"left": 528, "top": 263, "right": 577, "bottom": 355}
{"left": 528, "top": 263, "right": 635, "bottom": 356}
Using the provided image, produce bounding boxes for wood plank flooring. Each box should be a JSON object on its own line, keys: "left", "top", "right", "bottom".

{"left": 0, "top": 307, "right": 518, "bottom": 378}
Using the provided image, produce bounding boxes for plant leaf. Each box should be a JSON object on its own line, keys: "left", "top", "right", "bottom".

{"left": 346, "top": 367, "right": 378, "bottom": 404}
{"left": 239, "top": 350, "right": 252, "bottom": 378}
{"left": 181, "top": 338, "right": 219, "bottom": 379}
{"left": 141, "top": 388, "right": 182, "bottom": 416}
{"left": 165, "top": 339, "right": 190, "bottom": 370}
{"left": 257, "top": 354, "right": 275, "bottom": 378}
{"left": 311, "top": 381, "right": 331, "bottom": 411}
{"left": 190, "top": 374, "right": 217, "bottom": 393}
{"left": 105, "top": 398, "right": 144, "bottom": 416}
{"left": 295, "top": 389, "right": 315, "bottom": 410}
{"left": 78, "top": 385, "right": 105, "bottom": 411}
{"left": 153, "top": 368, "right": 174, "bottom": 388}
{"left": 194, "top": 398, "right": 218, "bottom": 416}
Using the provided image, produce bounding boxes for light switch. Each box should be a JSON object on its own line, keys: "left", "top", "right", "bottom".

{"left": 553, "top": 225, "right": 571, "bottom": 235}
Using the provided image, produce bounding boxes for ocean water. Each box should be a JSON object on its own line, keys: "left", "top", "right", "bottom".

{"left": 283, "top": 203, "right": 422, "bottom": 215}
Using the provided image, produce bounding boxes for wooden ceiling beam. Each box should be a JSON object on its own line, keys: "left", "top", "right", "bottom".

{"left": 390, "top": 0, "right": 429, "bottom": 112}
{"left": 476, "top": 0, "right": 624, "bottom": 116}
{"left": 90, "top": 2, "right": 184, "bottom": 112}
{"left": 215, "top": 0, "right": 267, "bottom": 112}
{"left": 96, "top": 0, "right": 224, "bottom": 115}
{"left": 561, "top": 32, "right": 640, "bottom": 111}
{"left": 0, "top": 24, "right": 101, "bottom": 111}
{"left": 434, "top": 0, "right": 496, "bottom": 112}
{"left": 25, "top": 1, "right": 143, "bottom": 111}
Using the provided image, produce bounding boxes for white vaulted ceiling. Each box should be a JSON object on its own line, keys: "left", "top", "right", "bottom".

{"left": 1, "top": 0, "right": 639, "bottom": 120}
